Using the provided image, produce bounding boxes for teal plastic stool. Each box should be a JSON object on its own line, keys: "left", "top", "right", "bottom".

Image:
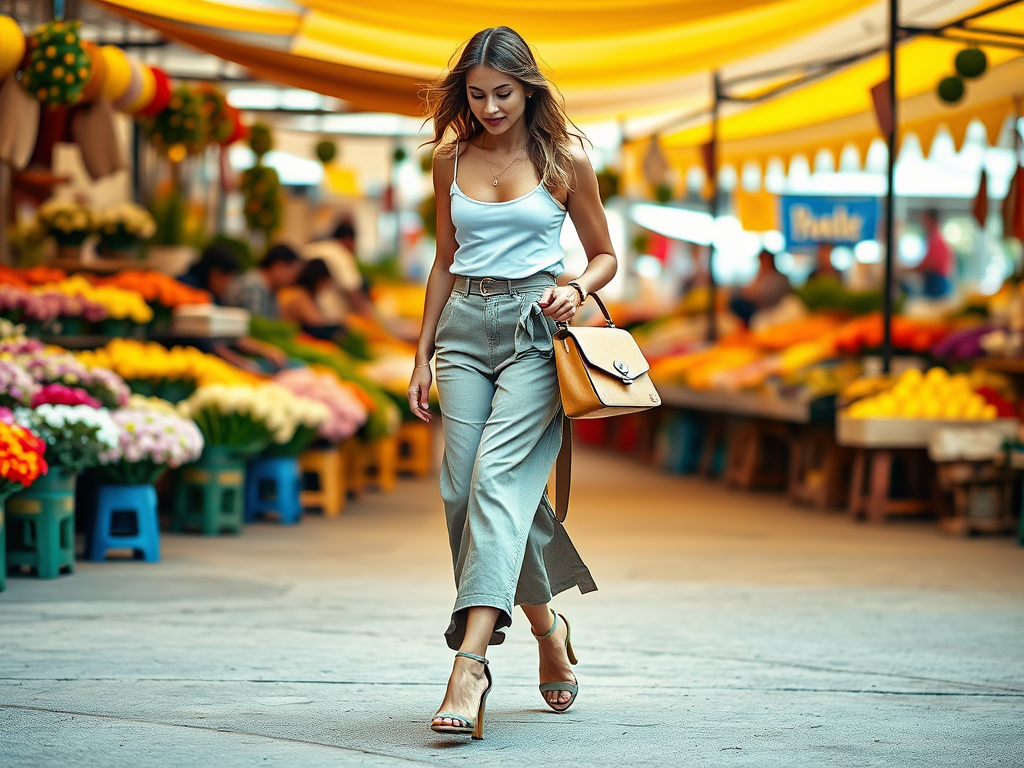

{"left": 662, "top": 411, "right": 706, "bottom": 475}
{"left": 245, "top": 456, "right": 302, "bottom": 525}
{"left": 5, "top": 468, "right": 77, "bottom": 579}
{"left": 172, "top": 447, "right": 245, "bottom": 535}
{"left": 88, "top": 484, "right": 160, "bottom": 562}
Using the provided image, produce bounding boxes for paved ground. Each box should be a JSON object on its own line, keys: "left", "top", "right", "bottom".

{"left": 2, "top": 444, "right": 1023, "bottom": 767}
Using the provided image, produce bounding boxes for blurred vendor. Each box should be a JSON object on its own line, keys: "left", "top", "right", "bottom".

{"left": 179, "top": 244, "right": 240, "bottom": 302}
{"left": 729, "top": 249, "right": 791, "bottom": 326}
{"left": 301, "top": 221, "right": 374, "bottom": 321}
{"left": 225, "top": 243, "right": 303, "bottom": 320}
{"left": 914, "top": 209, "right": 954, "bottom": 299}
{"left": 187, "top": 243, "right": 297, "bottom": 373}
{"left": 279, "top": 258, "right": 342, "bottom": 340}
{"left": 806, "top": 243, "right": 841, "bottom": 284}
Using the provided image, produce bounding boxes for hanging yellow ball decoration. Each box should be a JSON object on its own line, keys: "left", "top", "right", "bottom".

{"left": 126, "top": 63, "right": 156, "bottom": 113}
{"left": 0, "top": 15, "right": 26, "bottom": 80}
{"left": 100, "top": 45, "right": 131, "bottom": 102}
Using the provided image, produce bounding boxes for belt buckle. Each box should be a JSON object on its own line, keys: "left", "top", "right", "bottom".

{"left": 479, "top": 277, "right": 498, "bottom": 296}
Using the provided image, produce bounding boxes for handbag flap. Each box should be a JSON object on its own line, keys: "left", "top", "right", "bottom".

{"left": 559, "top": 326, "right": 650, "bottom": 383}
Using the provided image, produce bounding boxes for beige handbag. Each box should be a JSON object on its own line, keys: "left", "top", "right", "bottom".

{"left": 552, "top": 293, "right": 660, "bottom": 521}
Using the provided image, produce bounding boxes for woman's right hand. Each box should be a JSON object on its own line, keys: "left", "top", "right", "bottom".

{"left": 408, "top": 364, "right": 433, "bottom": 423}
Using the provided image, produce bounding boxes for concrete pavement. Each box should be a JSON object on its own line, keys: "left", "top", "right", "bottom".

{"left": 2, "top": 445, "right": 1022, "bottom": 767}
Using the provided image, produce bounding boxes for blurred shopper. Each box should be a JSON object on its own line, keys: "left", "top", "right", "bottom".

{"left": 301, "top": 220, "right": 374, "bottom": 320}
{"left": 915, "top": 209, "right": 954, "bottom": 298}
{"left": 224, "top": 243, "right": 303, "bottom": 320}
{"left": 411, "top": 26, "right": 617, "bottom": 739}
{"left": 807, "top": 243, "right": 841, "bottom": 283}
{"left": 278, "top": 258, "right": 343, "bottom": 339}
{"left": 181, "top": 243, "right": 289, "bottom": 373}
{"left": 729, "top": 248, "right": 791, "bottom": 326}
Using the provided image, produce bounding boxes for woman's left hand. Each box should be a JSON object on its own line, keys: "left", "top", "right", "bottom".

{"left": 538, "top": 285, "right": 581, "bottom": 323}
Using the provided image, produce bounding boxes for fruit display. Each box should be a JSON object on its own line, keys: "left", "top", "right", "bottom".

{"left": 845, "top": 367, "right": 998, "bottom": 420}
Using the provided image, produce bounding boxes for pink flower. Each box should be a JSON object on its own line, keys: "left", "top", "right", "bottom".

{"left": 31, "top": 384, "right": 103, "bottom": 409}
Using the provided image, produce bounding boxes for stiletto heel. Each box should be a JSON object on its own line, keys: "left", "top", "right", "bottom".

{"left": 534, "top": 610, "right": 579, "bottom": 713}
{"left": 430, "top": 651, "right": 493, "bottom": 740}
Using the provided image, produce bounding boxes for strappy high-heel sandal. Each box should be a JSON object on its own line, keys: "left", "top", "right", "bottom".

{"left": 533, "top": 610, "right": 579, "bottom": 713}
{"left": 430, "top": 651, "right": 493, "bottom": 740}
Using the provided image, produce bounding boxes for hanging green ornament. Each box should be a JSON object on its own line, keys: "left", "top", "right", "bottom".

{"left": 21, "top": 19, "right": 91, "bottom": 107}
{"left": 197, "top": 85, "right": 232, "bottom": 145}
{"left": 143, "top": 84, "right": 208, "bottom": 158}
{"left": 937, "top": 76, "right": 965, "bottom": 104}
{"left": 955, "top": 48, "right": 987, "bottom": 79}
{"left": 249, "top": 122, "right": 273, "bottom": 160}
{"left": 393, "top": 146, "right": 408, "bottom": 163}
{"left": 240, "top": 164, "right": 283, "bottom": 237}
{"left": 315, "top": 140, "right": 337, "bottom": 165}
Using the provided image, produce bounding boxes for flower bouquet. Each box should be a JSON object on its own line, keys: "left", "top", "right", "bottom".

{"left": 0, "top": 359, "right": 37, "bottom": 410}
{"left": 77, "top": 340, "right": 261, "bottom": 402}
{"left": 95, "top": 204, "right": 157, "bottom": 258}
{"left": 16, "top": 350, "right": 130, "bottom": 409}
{"left": 31, "top": 383, "right": 101, "bottom": 409}
{"left": 95, "top": 406, "right": 204, "bottom": 485}
{"left": 39, "top": 276, "right": 153, "bottom": 334}
{"left": 0, "top": 419, "right": 48, "bottom": 501}
{"left": 274, "top": 367, "right": 368, "bottom": 444}
{"left": 177, "top": 384, "right": 277, "bottom": 456}
{"left": 14, "top": 404, "right": 119, "bottom": 473}
{"left": 257, "top": 383, "right": 330, "bottom": 457}
{"left": 35, "top": 199, "right": 96, "bottom": 250}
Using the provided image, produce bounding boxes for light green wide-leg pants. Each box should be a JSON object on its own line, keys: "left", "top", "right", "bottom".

{"left": 435, "top": 274, "right": 597, "bottom": 650}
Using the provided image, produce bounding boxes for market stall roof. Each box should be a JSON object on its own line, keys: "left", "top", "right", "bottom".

{"left": 86, "top": 0, "right": 980, "bottom": 124}
{"left": 653, "top": 2, "right": 1024, "bottom": 174}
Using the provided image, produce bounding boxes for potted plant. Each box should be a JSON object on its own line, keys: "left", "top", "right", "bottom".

{"left": 96, "top": 203, "right": 156, "bottom": 259}
{"left": 35, "top": 199, "right": 95, "bottom": 260}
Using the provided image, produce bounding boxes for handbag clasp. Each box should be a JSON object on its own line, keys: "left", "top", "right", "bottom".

{"left": 614, "top": 360, "right": 634, "bottom": 384}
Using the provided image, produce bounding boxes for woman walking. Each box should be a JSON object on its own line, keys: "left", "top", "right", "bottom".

{"left": 408, "top": 26, "right": 617, "bottom": 739}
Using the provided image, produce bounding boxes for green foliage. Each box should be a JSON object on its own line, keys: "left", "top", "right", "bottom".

{"left": 654, "top": 184, "right": 673, "bottom": 204}
{"left": 393, "top": 146, "right": 408, "bottom": 164}
{"left": 144, "top": 85, "right": 208, "bottom": 157}
{"left": 240, "top": 164, "right": 283, "bottom": 236}
{"left": 149, "top": 190, "right": 187, "bottom": 247}
{"left": 419, "top": 194, "right": 437, "bottom": 238}
{"left": 357, "top": 254, "right": 403, "bottom": 285}
{"left": 198, "top": 86, "right": 232, "bottom": 144}
{"left": 795, "top": 277, "right": 905, "bottom": 315}
{"left": 22, "top": 20, "right": 90, "bottom": 106}
{"left": 315, "top": 140, "right": 337, "bottom": 165}
{"left": 249, "top": 122, "right": 273, "bottom": 159}
{"left": 596, "top": 169, "right": 620, "bottom": 204}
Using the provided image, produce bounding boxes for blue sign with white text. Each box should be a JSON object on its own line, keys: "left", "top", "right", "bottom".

{"left": 780, "top": 196, "right": 880, "bottom": 248}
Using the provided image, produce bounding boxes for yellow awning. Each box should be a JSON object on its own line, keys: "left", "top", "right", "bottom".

{"left": 655, "top": 2, "right": 1024, "bottom": 174}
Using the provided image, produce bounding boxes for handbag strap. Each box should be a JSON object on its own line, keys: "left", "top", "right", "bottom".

{"left": 555, "top": 414, "right": 572, "bottom": 523}
{"left": 556, "top": 291, "right": 616, "bottom": 331}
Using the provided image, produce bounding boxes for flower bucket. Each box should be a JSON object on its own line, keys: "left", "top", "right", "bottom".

{"left": 97, "top": 318, "right": 132, "bottom": 338}
{"left": 172, "top": 446, "right": 246, "bottom": 536}
{"left": 5, "top": 466, "right": 78, "bottom": 579}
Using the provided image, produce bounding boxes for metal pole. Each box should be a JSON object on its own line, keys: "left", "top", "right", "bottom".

{"left": 707, "top": 71, "right": 721, "bottom": 343}
{"left": 882, "top": 0, "right": 899, "bottom": 374}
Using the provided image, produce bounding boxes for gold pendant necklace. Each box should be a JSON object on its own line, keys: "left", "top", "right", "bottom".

{"left": 480, "top": 146, "right": 525, "bottom": 186}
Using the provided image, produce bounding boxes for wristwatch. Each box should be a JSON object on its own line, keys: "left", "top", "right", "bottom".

{"left": 567, "top": 280, "right": 588, "bottom": 304}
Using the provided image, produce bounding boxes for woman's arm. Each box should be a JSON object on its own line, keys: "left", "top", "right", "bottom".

{"left": 540, "top": 144, "right": 618, "bottom": 322}
{"left": 281, "top": 290, "right": 327, "bottom": 327}
{"left": 408, "top": 148, "right": 459, "bottom": 422}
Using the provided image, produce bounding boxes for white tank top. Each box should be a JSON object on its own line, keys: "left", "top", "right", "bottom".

{"left": 449, "top": 142, "right": 567, "bottom": 279}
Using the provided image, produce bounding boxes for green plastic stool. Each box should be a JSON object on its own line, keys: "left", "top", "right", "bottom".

{"left": 172, "top": 447, "right": 246, "bottom": 535}
{"left": 5, "top": 468, "right": 77, "bottom": 580}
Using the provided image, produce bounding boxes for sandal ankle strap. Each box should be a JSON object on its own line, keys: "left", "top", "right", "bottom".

{"left": 455, "top": 651, "right": 489, "bottom": 665}
{"left": 532, "top": 609, "right": 559, "bottom": 639}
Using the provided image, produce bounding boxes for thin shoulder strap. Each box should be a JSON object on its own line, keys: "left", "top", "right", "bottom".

{"left": 453, "top": 141, "right": 459, "bottom": 185}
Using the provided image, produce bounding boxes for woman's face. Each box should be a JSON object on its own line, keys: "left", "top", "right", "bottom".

{"left": 465, "top": 65, "right": 530, "bottom": 137}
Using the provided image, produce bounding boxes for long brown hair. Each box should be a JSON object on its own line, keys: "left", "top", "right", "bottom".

{"left": 422, "top": 27, "right": 585, "bottom": 193}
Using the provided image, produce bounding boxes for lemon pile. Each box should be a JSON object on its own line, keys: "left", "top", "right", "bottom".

{"left": 846, "top": 367, "right": 998, "bottom": 420}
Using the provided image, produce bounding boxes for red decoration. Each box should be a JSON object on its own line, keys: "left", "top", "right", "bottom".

{"left": 221, "top": 103, "right": 247, "bottom": 146}
{"left": 138, "top": 66, "right": 171, "bottom": 117}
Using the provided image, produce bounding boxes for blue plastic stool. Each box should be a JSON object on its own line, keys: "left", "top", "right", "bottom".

{"left": 88, "top": 484, "right": 160, "bottom": 562}
{"left": 662, "top": 411, "right": 706, "bottom": 475}
{"left": 245, "top": 456, "right": 302, "bottom": 525}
